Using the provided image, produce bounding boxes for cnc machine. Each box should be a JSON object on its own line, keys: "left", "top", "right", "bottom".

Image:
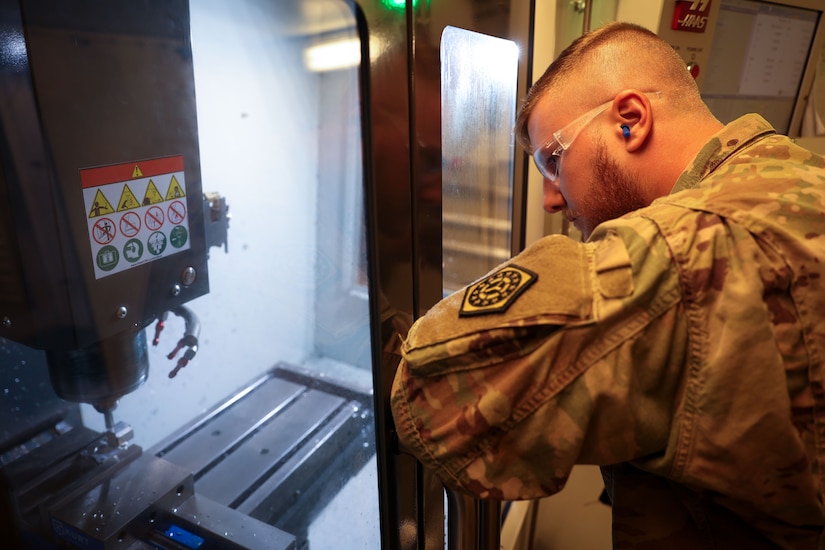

{"left": 0, "top": 0, "right": 540, "bottom": 547}
{"left": 0, "top": 1, "right": 318, "bottom": 547}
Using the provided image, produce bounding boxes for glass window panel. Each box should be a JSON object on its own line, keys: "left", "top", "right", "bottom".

{"left": 441, "top": 26, "right": 519, "bottom": 293}
{"left": 75, "top": 1, "right": 379, "bottom": 547}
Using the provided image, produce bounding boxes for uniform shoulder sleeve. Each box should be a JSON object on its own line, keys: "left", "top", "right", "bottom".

{"left": 401, "top": 235, "right": 591, "bottom": 377}
{"left": 391, "top": 218, "right": 685, "bottom": 499}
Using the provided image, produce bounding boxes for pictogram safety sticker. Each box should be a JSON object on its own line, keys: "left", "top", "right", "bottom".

{"left": 80, "top": 156, "right": 191, "bottom": 279}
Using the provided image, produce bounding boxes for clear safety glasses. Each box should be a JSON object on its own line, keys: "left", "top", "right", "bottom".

{"left": 532, "top": 91, "right": 661, "bottom": 182}
{"left": 532, "top": 101, "right": 611, "bottom": 182}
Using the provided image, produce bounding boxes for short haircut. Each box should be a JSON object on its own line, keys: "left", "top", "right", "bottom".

{"left": 514, "top": 22, "right": 702, "bottom": 152}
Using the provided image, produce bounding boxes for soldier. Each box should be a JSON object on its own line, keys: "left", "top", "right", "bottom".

{"left": 391, "top": 21, "right": 825, "bottom": 548}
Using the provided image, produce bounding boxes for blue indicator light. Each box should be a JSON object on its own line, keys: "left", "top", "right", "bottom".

{"left": 163, "top": 524, "right": 205, "bottom": 549}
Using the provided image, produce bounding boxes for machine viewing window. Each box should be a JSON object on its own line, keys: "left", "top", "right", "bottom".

{"left": 0, "top": 1, "right": 379, "bottom": 548}
{"left": 441, "top": 26, "right": 519, "bottom": 293}
{"left": 701, "top": 0, "right": 820, "bottom": 133}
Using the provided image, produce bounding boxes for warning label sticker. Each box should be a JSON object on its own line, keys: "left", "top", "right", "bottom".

{"left": 80, "top": 156, "right": 191, "bottom": 279}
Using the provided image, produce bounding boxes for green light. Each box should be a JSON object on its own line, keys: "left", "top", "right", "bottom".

{"left": 381, "top": 0, "right": 416, "bottom": 11}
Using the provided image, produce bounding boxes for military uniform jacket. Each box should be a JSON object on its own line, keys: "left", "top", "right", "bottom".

{"left": 391, "top": 114, "right": 825, "bottom": 548}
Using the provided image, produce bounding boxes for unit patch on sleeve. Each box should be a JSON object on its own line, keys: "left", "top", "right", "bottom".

{"left": 459, "top": 264, "right": 537, "bottom": 317}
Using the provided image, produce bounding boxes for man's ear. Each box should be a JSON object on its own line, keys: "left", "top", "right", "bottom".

{"left": 610, "top": 89, "right": 652, "bottom": 153}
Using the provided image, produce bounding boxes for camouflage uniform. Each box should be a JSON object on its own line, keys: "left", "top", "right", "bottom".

{"left": 391, "top": 114, "right": 825, "bottom": 548}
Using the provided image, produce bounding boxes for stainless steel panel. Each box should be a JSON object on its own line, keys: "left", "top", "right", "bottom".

{"left": 441, "top": 26, "right": 519, "bottom": 293}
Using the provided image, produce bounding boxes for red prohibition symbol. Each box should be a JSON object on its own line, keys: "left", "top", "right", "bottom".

{"left": 145, "top": 205, "right": 164, "bottom": 231}
{"left": 120, "top": 211, "right": 141, "bottom": 238}
{"left": 167, "top": 200, "right": 187, "bottom": 225}
{"left": 92, "top": 217, "right": 116, "bottom": 245}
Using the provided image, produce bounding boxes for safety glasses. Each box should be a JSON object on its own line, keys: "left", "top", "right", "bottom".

{"left": 532, "top": 92, "right": 660, "bottom": 182}
{"left": 531, "top": 101, "right": 612, "bottom": 182}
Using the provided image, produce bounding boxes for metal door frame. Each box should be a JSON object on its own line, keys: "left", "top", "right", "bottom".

{"left": 359, "top": 1, "right": 536, "bottom": 547}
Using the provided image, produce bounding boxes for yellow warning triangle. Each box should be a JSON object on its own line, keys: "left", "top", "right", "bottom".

{"left": 142, "top": 179, "right": 164, "bottom": 205}
{"left": 89, "top": 189, "right": 115, "bottom": 218}
{"left": 165, "top": 175, "right": 185, "bottom": 200}
{"left": 117, "top": 184, "right": 141, "bottom": 211}
{"left": 132, "top": 165, "right": 144, "bottom": 178}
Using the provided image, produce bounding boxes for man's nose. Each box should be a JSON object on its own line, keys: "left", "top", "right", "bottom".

{"left": 542, "top": 178, "right": 565, "bottom": 213}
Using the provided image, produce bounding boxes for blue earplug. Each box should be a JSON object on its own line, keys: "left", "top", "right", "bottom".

{"left": 621, "top": 124, "right": 631, "bottom": 138}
